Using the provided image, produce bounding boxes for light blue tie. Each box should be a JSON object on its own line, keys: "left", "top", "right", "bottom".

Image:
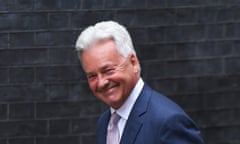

{"left": 107, "top": 112, "right": 121, "bottom": 144}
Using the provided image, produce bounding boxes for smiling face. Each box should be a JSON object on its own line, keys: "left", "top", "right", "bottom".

{"left": 81, "top": 39, "right": 140, "bottom": 109}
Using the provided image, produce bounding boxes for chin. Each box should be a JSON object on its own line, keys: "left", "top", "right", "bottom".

{"left": 108, "top": 98, "right": 122, "bottom": 108}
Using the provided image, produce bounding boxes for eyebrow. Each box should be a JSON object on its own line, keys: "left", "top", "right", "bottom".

{"left": 85, "top": 64, "right": 115, "bottom": 75}
{"left": 101, "top": 64, "right": 116, "bottom": 70}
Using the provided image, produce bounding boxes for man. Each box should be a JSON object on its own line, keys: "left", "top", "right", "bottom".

{"left": 75, "top": 21, "right": 204, "bottom": 144}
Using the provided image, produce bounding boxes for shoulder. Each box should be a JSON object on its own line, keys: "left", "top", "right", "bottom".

{"left": 142, "top": 84, "right": 193, "bottom": 125}
{"left": 143, "top": 84, "right": 186, "bottom": 115}
{"left": 97, "top": 110, "right": 110, "bottom": 126}
{"left": 96, "top": 109, "right": 110, "bottom": 134}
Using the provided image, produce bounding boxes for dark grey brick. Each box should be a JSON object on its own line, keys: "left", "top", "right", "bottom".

{"left": 34, "top": 0, "right": 60, "bottom": 10}
{"left": 9, "top": 0, "right": 34, "bottom": 11}
{"left": 225, "top": 57, "right": 240, "bottom": 74}
{"left": 197, "top": 75, "right": 240, "bottom": 92}
{"left": 82, "top": 134, "right": 96, "bottom": 144}
{"left": 49, "top": 47, "right": 77, "bottom": 65}
{"left": 34, "top": 31, "right": 74, "bottom": 47}
{"left": 49, "top": 13, "right": 70, "bottom": 29}
{"left": 202, "top": 91, "right": 240, "bottom": 110}
{"left": 203, "top": 0, "right": 229, "bottom": 5}
{"left": 175, "top": 8, "right": 198, "bottom": 24}
{"left": 9, "top": 67, "right": 34, "bottom": 83}
{"left": 49, "top": 119, "right": 70, "bottom": 135}
{"left": 0, "top": 68, "right": 8, "bottom": 84}
{"left": 177, "top": 93, "right": 205, "bottom": 111}
{"left": 165, "top": 59, "right": 223, "bottom": 77}
{"left": 9, "top": 103, "right": 34, "bottom": 120}
{"left": 22, "top": 49, "right": 48, "bottom": 65}
{"left": 68, "top": 83, "right": 96, "bottom": 101}
{"left": 196, "top": 42, "right": 215, "bottom": 57}
{"left": 175, "top": 43, "right": 197, "bottom": 59}
{"left": 53, "top": 31, "right": 75, "bottom": 46}
{"left": 0, "top": 33, "right": 8, "bottom": 49}
{"left": 166, "top": 25, "right": 205, "bottom": 42}
{"left": 8, "top": 137, "right": 35, "bottom": 144}
{"left": 47, "top": 84, "right": 68, "bottom": 100}
{"left": 59, "top": 0, "right": 80, "bottom": 9}
{"left": 0, "top": 120, "right": 47, "bottom": 137}
{"left": 231, "top": 108, "right": 240, "bottom": 125}
{"left": 222, "top": 91, "right": 240, "bottom": 109}
{"left": 36, "top": 101, "right": 102, "bottom": 118}
{"left": 129, "top": 28, "right": 149, "bottom": 44}
{"left": 114, "top": 10, "right": 136, "bottom": 27}
{"left": 71, "top": 11, "right": 114, "bottom": 28}
{"left": 147, "top": 0, "right": 166, "bottom": 8}
{"left": 203, "top": 59, "right": 224, "bottom": 74}
{"left": 233, "top": 5, "right": 240, "bottom": 21}
{"left": 148, "top": 27, "right": 165, "bottom": 43}
{"left": 35, "top": 0, "right": 80, "bottom": 10}
{"left": 165, "top": 0, "right": 205, "bottom": 7}
{"left": 72, "top": 118, "right": 93, "bottom": 134}
{"left": 35, "top": 66, "right": 83, "bottom": 82}
{"left": 202, "top": 126, "right": 240, "bottom": 144}
{"left": 34, "top": 31, "right": 56, "bottom": 46}
{"left": 138, "top": 44, "right": 175, "bottom": 61}
{"left": 10, "top": 32, "right": 34, "bottom": 48}
{"left": 147, "top": 79, "right": 176, "bottom": 96}
{"left": 226, "top": 23, "right": 240, "bottom": 38}
{"left": 141, "top": 61, "right": 166, "bottom": 78}
{"left": 0, "top": 50, "right": 22, "bottom": 66}
{"left": 197, "top": 41, "right": 233, "bottom": 58}
{"left": 233, "top": 40, "right": 240, "bottom": 56}
{"left": 0, "top": 0, "right": 8, "bottom": 11}
{"left": 0, "top": 13, "right": 47, "bottom": 31}
{"left": 0, "top": 139, "right": 6, "bottom": 144}
{"left": 105, "top": 0, "right": 146, "bottom": 9}
{"left": 0, "top": 104, "right": 7, "bottom": 120}
{"left": 36, "top": 136, "right": 80, "bottom": 144}
{"left": 198, "top": 7, "right": 218, "bottom": 24}
{"left": 18, "top": 13, "right": 48, "bottom": 30}
{"left": 0, "top": 14, "right": 11, "bottom": 31}
{"left": 175, "top": 77, "right": 200, "bottom": 94}
{"left": 0, "top": 49, "right": 46, "bottom": 66}
{"left": 82, "top": 0, "right": 104, "bottom": 9}
{"left": 115, "top": 9, "right": 175, "bottom": 27}
{"left": 189, "top": 109, "right": 238, "bottom": 128}
{"left": 215, "top": 41, "right": 233, "bottom": 55}
{"left": 216, "top": 6, "right": 235, "bottom": 22}
{"left": 206, "top": 24, "right": 225, "bottom": 40}
{"left": 0, "top": 84, "right": 47, "bottom": 102}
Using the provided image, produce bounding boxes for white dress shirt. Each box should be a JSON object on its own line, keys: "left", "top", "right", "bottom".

{"left": 110, "top": 78, "right": 144, "bottom": 139}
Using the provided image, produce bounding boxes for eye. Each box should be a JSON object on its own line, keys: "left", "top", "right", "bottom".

{"left": 87, "top": 74, "right": 97, "bottom": 81}
{"left": 103, "top": 68, "right": 115, "bottom": 75}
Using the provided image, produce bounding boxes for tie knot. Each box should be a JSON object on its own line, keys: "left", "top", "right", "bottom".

{"left": 110, "top": 112, "right": 121, "bottom": 125}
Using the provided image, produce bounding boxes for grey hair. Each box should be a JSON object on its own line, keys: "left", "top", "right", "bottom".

{"left": 75, "top": 21, "right": 136, "bottom": 60}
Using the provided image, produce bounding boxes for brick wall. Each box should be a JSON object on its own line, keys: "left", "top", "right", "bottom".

{"left": 0, "top": 0, "right": 240, "bottom": 144}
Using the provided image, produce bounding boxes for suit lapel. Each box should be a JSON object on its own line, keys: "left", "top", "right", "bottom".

{"left": 97, "top": 110, "right": 111, "bottom": 144}
{"left": 120, "top": 85, "right": 152, "bottom": 144}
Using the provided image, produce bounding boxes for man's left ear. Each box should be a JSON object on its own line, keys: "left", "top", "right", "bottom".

{"left": 129, "top": 54, "right": 139, "bottom": 72}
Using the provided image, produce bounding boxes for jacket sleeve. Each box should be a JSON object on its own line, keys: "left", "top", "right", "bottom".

{"left": 159, "top": 114, "right": 204, "bottom": 144}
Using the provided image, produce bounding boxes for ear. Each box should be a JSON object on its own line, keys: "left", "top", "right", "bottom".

{"left": 129, "top": 54, "right": 140, "bottom": 73}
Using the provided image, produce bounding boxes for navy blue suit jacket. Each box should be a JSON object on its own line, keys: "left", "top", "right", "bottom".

{"left": 96, "top": 84, "right": 204, "bottom": 144}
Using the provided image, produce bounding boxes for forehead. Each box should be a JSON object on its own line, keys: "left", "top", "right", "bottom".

{"left": 81, "top": 39, "right": 124, "bottom": 72}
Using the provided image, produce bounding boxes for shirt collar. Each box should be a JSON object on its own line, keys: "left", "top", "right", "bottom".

{"left": 110, "top": 78, "right": 144, "bottom": 120}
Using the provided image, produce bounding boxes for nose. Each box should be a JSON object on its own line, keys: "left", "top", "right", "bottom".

{"left": 97, "top": 76, "right": 109, "bottom": 91}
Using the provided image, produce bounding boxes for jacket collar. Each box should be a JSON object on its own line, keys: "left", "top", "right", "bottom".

{"left": 120, "top": 84, "right": 152, "bottom": 144}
